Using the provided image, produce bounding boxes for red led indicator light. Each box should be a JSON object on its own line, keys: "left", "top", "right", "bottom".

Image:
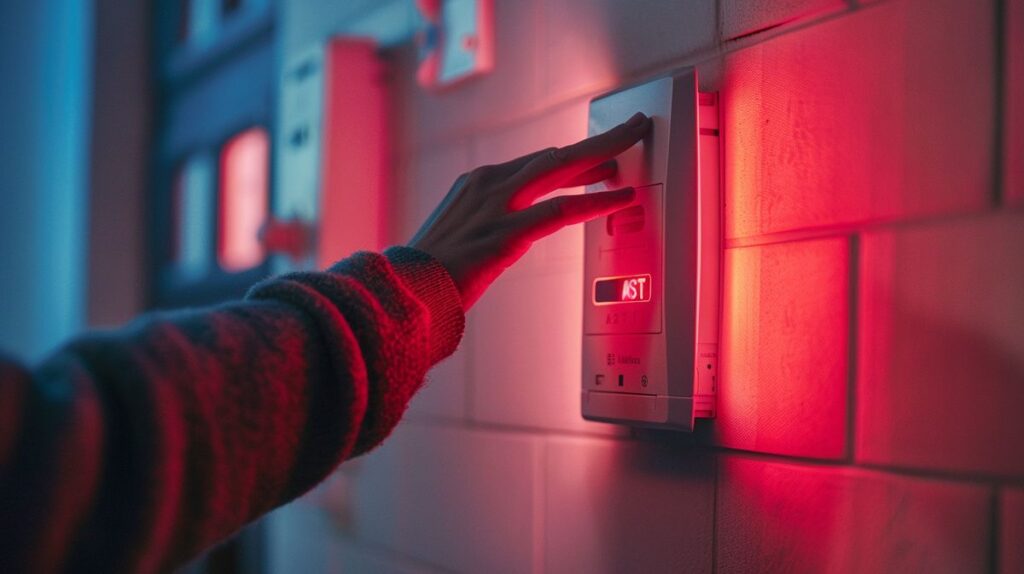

{"left": 593, "top": 274, "right": 653, "bottom": 305}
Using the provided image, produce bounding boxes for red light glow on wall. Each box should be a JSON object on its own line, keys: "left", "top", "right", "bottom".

{"left": 716, "top": 238, "right": 850, "bottom": 459}
{"left": 218, "top": 127, "right": 269, "bottom": 272}
{"left": 317, "top": 40, "right": 389, "bottom": 267}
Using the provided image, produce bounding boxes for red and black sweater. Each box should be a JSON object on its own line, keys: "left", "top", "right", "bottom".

{"left": 0, "top": 247, "right": 465, "bottom": 572}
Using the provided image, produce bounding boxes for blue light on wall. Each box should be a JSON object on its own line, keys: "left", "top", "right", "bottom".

{"left": 0, "top": 0, "right": 93, "bottom": 363}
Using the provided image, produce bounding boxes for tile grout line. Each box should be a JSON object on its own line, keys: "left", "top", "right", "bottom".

{"left": 989, "top": 487, "right": 1001, "bottom": 574}
{"left": 723, "top": 207, "right": 1008, "bottom": 249}
{"left": 401, "top": 413, "right": 1024, "bottom": 487}
{"left": 715, "top": 0, "right": 725, "bottom": 52}
{"left": 988, "top": 13, "right": 1009, "bottom": 573}
{"left": 529, "top": 4, "right": 549, "bottom": 567}
{"left": 710, "top": 446, "right": 1022, "bottom": 487}
{"left": 533, "top": 438, "right": 546, "bottom": 574}
{"left": 711, "top": 451, "right": 721, "bottom": 573}
{"left": 845, "top": 233, "right": 861, "bottom": 464}
{"left": 395, "top": 3, "right": 868, "bottom": 157}
{"left": 711, "top": 3, "right": 722, "bottom": 561}
{"left": 993, "top": 0, "right": 1008, "bottom": 208}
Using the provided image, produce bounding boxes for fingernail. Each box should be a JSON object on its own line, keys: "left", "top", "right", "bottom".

{"left": 626, "top": 112, "right": 646, "bottom": 127}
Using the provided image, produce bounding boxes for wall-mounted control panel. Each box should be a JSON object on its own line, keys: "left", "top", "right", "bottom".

{"left": 582, "top": 68, "right": 720, "bottom": 431}
{"left": 272, "top": 39, "right": 388, "bottom": 273}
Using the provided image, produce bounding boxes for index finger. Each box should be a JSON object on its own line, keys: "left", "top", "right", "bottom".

{"left": 509, "top": 187, "right": 637, "bottom": 241}
{"left": 506, "top": 112, "right": 651, "bottom": 208}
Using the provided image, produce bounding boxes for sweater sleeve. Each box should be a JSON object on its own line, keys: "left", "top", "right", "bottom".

{"left": 0, "top": 246, "right": 465, "bottom": 573}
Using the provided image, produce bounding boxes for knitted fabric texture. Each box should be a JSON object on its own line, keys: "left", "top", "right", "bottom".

{"left": 0, "top": 247, "right": 465, "bottom": 572}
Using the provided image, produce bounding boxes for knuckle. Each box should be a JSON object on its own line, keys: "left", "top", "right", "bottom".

{"left": 548, "top": 195, "right": 568, "bottom": 219}
{"left": 466, "top": 165, "right": 497, "bottom": 186}
{"left": 543, "top": 147, "right": 565, "bottom": 166}
{"left": 454, "top": 171, "right": 473, "bottom": 188}
{"left": 465, "top": 169, "right": 484, "bottom": 185}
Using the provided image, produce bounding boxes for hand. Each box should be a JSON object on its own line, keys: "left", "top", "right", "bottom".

{"left": 410, "top": 111, "right": 652, "bottom": 310}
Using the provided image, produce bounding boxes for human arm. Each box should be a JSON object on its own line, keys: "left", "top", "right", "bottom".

{"left": 0, "top": 248, "right": 464, "bottom": 572}
{"left": 0, "top": 113, "right": 651, "bottom": 572}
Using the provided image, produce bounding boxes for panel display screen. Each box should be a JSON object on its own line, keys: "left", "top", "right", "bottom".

{"left": 593, "top": 274, "right": 652, "bottom": 305}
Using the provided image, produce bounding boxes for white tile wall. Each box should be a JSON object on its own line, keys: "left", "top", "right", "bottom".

{"left": 344, "top": 422, "right": 541, "bottom": 573}
{"left": 720, "top": 0, "right": 846, "bottom": 40}
{"left": 267, "top": 501, "right": 441, "bottom": 573}
{"left": 717, "top": 456, "right": 992, "bottom": 573}
{"left": 1007, "top": 0, "right": 1024, "bottom": 205}
{"left": 393, "top": 141, "right": 472, "bottom": 244}
{"left": 721, "top": 0, "right": 994, "bottom": 238}
{"left": 715, "top": 238, "right": 850, "bottom": 460}
{"left": 857, "top": 212, "right": 1024, "bottom": 477}
{"left": 540, "top": 0, "right": 716, "bottom": 102}
{"left": 390, "top": 0, "right": 546, "bottom": 150}
{"left": 544, "top": 437, "right": 715, "bottom": 574}
{"left": 1001, "top": 488, "right": 1024, "bottom": 574}
{"left": 470, "top": 262, "right": 625, "bottom": 436}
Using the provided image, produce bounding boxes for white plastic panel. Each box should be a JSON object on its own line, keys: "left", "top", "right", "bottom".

{"left": 582, "top": 68, "right": 719, "bottom": 431}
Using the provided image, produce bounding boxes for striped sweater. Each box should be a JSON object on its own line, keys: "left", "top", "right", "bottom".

{"left": 0, "top": 247, "right": 465, "bottom": 572}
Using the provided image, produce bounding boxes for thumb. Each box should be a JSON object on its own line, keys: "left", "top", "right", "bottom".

{"left": 510, "top": 187, "right": 636, "bottom": 241}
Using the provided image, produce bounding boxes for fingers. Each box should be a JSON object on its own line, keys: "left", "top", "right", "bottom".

{"left": 507, "top": 112, "right": 651, "bottom": 207}
{"left": 490, "top": 147, "right": 552, "bottom": 177}
{"left": 497, "top": 155, "right": 617, "bottom": 189}
{"left": 510, "top": 187, "right": 636, "bottom": 241}
{"left": 562, "top": 159, "right": 617, "bottom": 188}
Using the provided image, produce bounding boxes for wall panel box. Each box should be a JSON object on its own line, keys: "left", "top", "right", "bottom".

{"left": 271, "top": 39, "right": 389, "bottom": 273}
{"left": 582, "top": 68, "right": 721, "bottom": 431}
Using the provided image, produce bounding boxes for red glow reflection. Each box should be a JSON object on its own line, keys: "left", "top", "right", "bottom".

{"left": 717, "top": 239, "right": 849, "bottom": 459}
{"left": 218, "top": 128, "right": 269, "bottom": 272}
{"left": 318, "top": 40, "right": 388, "bottom": 267}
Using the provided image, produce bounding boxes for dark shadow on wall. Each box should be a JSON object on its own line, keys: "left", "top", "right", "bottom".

{"left": 556, "top": 438, "right": 717, "bottom": 574}
{"left": 859, "top": 293, "right": 1024, "bottom": 475}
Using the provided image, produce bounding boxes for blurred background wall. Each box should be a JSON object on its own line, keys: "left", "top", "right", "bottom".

{"left": 1, "top": 0, "right": 1022, "bottom": 572}
{"left": 0, "top": 1, "right": 92, "bottom": 362}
